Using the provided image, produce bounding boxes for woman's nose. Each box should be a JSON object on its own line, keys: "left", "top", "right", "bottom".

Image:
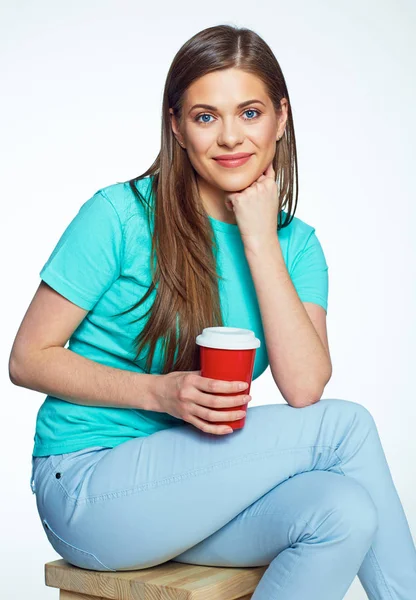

{"left": 217, "top": 118, "right": 244, "bottom": 146}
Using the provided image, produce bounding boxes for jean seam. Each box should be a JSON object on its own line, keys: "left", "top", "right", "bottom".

{"left": 334, "top": 449, "right": 394, "bottom": 599}
{"left": 368, "top": 548, "right": 394, "bottom": 599}
{"left": 273, "top": 542, "right": 305, "bottom": 594}
{"left": 43, "top": 518, "right": 116, "bottom": 572}
{"left": 48, "top": 444, "right": 339, "bottom": 505}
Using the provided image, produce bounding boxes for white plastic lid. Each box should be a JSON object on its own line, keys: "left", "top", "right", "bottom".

{"left": 196, "top": 326, "right": 261, "bottom": 350}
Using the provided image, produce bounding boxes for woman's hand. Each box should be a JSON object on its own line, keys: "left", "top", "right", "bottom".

{"left": 152, "top": 371, "right": 251, "bottom": 435}
{"left": 225, "top": 161, "right": 279, "bottom": 249}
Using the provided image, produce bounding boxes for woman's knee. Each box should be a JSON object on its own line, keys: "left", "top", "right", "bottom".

{"left": 304, "top": 471, "right": 379, "bottom": 544}
{"left": 320, "top": 398, "right": 377, "bottom": 432}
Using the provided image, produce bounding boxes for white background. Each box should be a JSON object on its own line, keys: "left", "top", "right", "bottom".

{"left": 2, "top": 1, "right": 415, "bottom": 598}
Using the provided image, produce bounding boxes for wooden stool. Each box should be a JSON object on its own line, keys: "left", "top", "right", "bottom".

{"left": 45, "top": 559, "right": 268, "bottom": 600}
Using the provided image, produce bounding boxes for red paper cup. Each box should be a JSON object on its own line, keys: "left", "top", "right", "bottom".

{"left": 196, "top": 327, "right": 261, "bottom": 430}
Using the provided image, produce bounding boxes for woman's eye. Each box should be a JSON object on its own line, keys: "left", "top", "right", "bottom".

{"left": 194, "top": 109, "right": 261, "bottom": 124}
{"left": 242, "top": 109, "right": 261, "bottom": 120}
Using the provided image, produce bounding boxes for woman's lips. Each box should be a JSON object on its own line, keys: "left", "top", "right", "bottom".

{"left": 213, "top": 155, "right": 252, "bottom": 168}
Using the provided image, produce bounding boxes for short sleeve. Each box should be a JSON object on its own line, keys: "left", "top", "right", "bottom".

{"left": 289, "top": 229, "right": 329, "bottom": 313}
{"left": 39, "top": 190, "right": 123, "bottom": 311}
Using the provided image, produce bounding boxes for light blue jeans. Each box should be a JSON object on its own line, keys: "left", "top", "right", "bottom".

{"left": 30, "top": 399, "right": 416, "bottom": 599}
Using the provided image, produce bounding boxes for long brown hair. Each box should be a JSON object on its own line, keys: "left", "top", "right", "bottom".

{"left": 117, "top": 24, "right": 299, "bottom": 375}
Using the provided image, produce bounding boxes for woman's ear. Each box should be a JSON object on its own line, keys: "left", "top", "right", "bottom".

{"left": 276, "top": 98, "right": 289, "bottom": 141}
{"left": 169, "top": 108, "right": 186, "bottom": 148}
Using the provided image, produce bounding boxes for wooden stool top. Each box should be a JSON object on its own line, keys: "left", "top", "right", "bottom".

{"left": 45, "top": 559, "right": 267, "bottom": 600}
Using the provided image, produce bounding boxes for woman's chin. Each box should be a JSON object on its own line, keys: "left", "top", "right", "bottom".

{"left": 214, "top": 170, "right": 260, "bottom": 192}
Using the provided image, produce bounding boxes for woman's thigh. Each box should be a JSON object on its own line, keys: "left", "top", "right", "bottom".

{"left": 32, "top": 398, "right": 370, "bottom": 571}
{"left": 171, "top": 469, "right": 376, "bottom": 568}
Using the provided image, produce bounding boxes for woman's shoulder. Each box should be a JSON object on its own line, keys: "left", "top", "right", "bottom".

{"left": 94, "top": 176, "right": 154, "bottom": 227}
{"left": 278, "top": 209, "right": 317, "bottom": 246}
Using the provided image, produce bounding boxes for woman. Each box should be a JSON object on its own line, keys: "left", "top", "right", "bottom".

{"left": 10, "top": 24, "right": 416, "bottom": 599}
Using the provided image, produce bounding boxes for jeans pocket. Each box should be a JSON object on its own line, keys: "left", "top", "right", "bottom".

{"left": 30, "top": 454, "right": 70, "bottom": 496}
{"left": 50, "top": 447, "right": 110, "bottom": 501}
{"left": 42, "top": 518, "right": 116, "bottom": 572}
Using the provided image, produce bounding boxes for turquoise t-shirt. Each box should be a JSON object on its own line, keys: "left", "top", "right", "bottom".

{"left": 32, "top": 176, "right": 329, "bottom": 456}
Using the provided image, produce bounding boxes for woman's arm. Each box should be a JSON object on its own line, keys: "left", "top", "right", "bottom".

{"left": 9, "top": 281, "right": 159, "bottom": 411}
{"left": 244, "top": 237, "right": 332, "bottom": 408}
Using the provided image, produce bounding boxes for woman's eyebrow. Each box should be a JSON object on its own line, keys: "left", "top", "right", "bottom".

{"left": 188, "top": 99, "right": 266, "bottom": 114}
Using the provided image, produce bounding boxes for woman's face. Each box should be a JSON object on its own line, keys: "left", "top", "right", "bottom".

{"left": 170, "top": 68, "right": 287, "bottom": 196}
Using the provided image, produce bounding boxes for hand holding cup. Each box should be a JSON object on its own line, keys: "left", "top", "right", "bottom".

{"left": 153, "top": 370, "right": 251, "bottom": 435}
{"left": 196, "top": 327, "right": 260, "bottom": 432}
